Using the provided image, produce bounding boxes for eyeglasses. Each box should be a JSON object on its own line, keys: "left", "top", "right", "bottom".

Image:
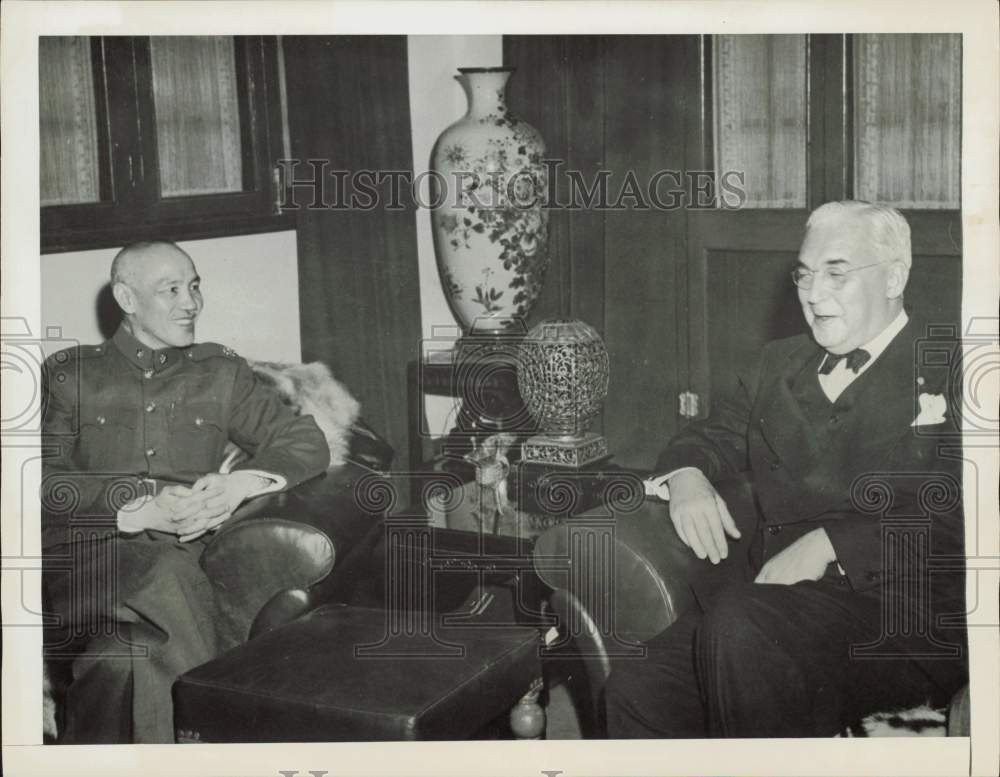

{"left": 791, "top": 261, "right": 886, "bottom": 291}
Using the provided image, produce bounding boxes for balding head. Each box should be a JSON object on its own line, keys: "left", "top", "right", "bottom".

{"left": 111, "top": 241, "right": 203, "bottom": 349}
{"left": 110, "top": 241, "right": 193, "bottom": 286}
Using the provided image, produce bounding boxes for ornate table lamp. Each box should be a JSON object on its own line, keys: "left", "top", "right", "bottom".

{"left": 517, "top": 319, "right": 610, "bottom": 468}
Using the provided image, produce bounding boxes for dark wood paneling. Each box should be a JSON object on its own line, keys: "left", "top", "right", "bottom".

{"left": 807, "top": 34, "right": 851, "bottom": 207}
{"left": 504, "top": 36, "right": 607, "bottom": 331}
{"left": 284, "top": 36, "right": 421, "bottom": 467}
{"left": 907, "top": 254, "right": 963, "bottom": 326}
{"left": 706, "top": 249, "right": 805, "bottom": 406}
{"left": 686, "top": 208, "right": 810, "bottom": 415}
{"left": 601, "top": 36, "right": 690, "bottom": 467}
{"left": 506, "top": 35, "right": 695, "bottom": 467}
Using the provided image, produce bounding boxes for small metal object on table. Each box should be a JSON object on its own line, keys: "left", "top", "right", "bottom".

{"left": 407, "top": 348, "right": 535, "bottom": 506}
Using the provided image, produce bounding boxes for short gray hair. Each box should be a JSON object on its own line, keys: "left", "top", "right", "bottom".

{"left": 805, "top": 200, "right": 912, "bottom": 268}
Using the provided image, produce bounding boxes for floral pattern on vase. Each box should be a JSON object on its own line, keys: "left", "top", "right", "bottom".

{"left": 431, "top": 67, "right": 549, "bottom": 333}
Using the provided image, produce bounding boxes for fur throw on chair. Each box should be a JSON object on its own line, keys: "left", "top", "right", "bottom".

{"left": 247, "top": 360, "right": 361, "bottom": 468}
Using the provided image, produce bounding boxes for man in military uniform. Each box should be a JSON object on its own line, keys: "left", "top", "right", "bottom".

{"left": 42, "top": 241, "right": 330, "bottom": 743}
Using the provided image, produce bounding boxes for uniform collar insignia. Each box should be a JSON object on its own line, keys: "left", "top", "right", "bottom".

{"left": 112, "top": 326, "right": 185, "bottom": 372}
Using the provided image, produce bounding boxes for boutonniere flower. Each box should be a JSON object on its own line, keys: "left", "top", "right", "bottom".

{"left": 911, "top": 392, "right": 947, "bottom": 426}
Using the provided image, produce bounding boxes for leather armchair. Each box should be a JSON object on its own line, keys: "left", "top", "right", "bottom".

{"left": 201, "top": 455, "right": 389, "bottom": 643}
{"left": 532, "top": 476, "right": 971, "bottom": 738}
{"left": 531, "top": 494, "right": 698, "bottom": 737}
{"left": 195, "top": 416, "right": 395, "bottom": 641}
{"left": 44, "top": 421, "right": 393, "bottom": 742}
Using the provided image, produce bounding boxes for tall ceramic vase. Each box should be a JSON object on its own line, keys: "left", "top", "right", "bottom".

{"left": 431, "top": 67, "right": 549, "bottom": 340}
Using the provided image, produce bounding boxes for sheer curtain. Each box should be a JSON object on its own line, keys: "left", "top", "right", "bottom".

{"left": 39, "top": 37, "right": 100, "bottom": 206}
{"left": 854, "top": 34, "right": 961, "bottom": 209}
{"left": 713, "top": 35, "right": 808, "bottom": 209}
{"left": 150, "top": 36, "right": 243, "bottom": 197}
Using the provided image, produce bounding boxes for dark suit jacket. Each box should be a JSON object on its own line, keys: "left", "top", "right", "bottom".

{"left": 657, "top": 314, "right": 966, "bottom": 655}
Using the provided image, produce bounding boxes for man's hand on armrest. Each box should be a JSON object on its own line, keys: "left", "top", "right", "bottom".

{"left": 664, "top": 469, "right": 741, "bottom": 565}
{"left": 644, "top": 466, "right": 702, "bottom": 501}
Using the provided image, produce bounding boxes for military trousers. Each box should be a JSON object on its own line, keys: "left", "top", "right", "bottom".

{"left": 44, "top": 530, "right": 235, "bottom": 743}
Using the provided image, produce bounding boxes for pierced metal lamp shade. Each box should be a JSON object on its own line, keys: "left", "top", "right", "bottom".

{"left": 517, "top": 319, "right": 610, "bottom": 467}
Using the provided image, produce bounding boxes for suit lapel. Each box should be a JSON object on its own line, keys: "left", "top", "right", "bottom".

{"left": 823, "top": 316, "right": 918, "bottom": 465}
{"left": 756, "top": 338, "right": 826, "bottom": 482}
{"left": 794, "top": 316, "right": 920, "bottom": 518}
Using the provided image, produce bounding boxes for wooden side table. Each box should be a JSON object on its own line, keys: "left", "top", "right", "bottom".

{"left": 407, "top": 350, "right": 535, "bottom": 505}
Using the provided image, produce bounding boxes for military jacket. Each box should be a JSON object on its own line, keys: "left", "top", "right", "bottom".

{"left": 41, "top": 327, "right": 330, "bottom": 548}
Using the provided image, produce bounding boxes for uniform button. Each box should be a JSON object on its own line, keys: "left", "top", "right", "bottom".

{"left": 144, "top": 369, "right": 154, "bottom": 379}
{"left": 55, "top": 351, "right": 68, "bottom": 363}
{"left": 158, "top": 354, "right": 167, "bottom": 364}
{"left": 769, "top": 458, "right": 781, "bottom": 470}
{"left": 95, "top": 346, "right": 102, "bottom": 353}
{"left": 829, "top": 416, "right": 839, "bottom": 426}
{"left": 146, "top": 448, "right": 156, "bottom": 457}
{"left": 194, "top": 416, "right": 204, "bottom": 426}
{"left": 97, "top": 415, "right": 106, "bottom": 425}
{"left": 145, "top": 402, "right": 156, "bottom": 413}
{"left": 768, "top": 525, "right": 782, "bottom": 535}
{"left": 136, "top": 349, "right": 145, "bottom": 358}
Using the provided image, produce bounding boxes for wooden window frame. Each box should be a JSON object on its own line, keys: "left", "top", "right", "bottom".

{"left": 701, "top": 33, "right": 962, "bottom": 214}
{"left": 41, "top": 35, "right": 293, "bottom": 254}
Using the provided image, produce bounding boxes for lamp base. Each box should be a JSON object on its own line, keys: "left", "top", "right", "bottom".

{"left": 520, "top": 432, "right": 609, "bottom": 468}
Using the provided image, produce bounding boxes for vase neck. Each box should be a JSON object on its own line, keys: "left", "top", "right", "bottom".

{"left": 460, "top": 69, "right": 513, "bottom": 120}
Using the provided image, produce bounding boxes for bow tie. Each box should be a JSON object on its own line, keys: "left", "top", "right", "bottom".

{"left": 819, "top": 348, "right": 871, "bottom": 375}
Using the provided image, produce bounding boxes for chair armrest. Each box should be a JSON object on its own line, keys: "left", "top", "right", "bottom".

{"left": 249, "top": 588, "right": 313, "bottom": 640}
{"left": 533, "top": 498, "right": 698, "bottom": 645}
{"left": 533, "top": 475, "right": 757, "bottom": 737}
{"left": 201, "top": 518, "right": 335, "bottom": 644}
{"left": 201, "top": 462, "right": 387, "bottom": 643}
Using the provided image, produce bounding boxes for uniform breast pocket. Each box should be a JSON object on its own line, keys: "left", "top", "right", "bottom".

{"left": 78, "top": 407, "right": 137, "bottom": 469}
{"left": 168, "top": 403, "right": 227, "bottom": 476}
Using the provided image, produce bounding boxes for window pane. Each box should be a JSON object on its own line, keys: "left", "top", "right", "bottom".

{"left": 150, "top": 36, "right": 244, "bottom": 197}
{"left": 713, "top": 35, "right": 807, "bottom": 209}
{"left": 39, "top": 37, "right": 101, "bottom": 206}
{"left": 854, "top": 34, "right": 961, "bottom": 209}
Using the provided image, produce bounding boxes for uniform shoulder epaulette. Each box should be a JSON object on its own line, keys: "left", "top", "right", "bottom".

{"left": 46, "top": 343, "right": 107, "bottom": 367}
{"left": 188, "top": 342, "right": 243, "bottom": 362}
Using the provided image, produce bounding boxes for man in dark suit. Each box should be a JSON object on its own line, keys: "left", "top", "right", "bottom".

{"left": 605, "top": 201, "right": 967, "bottom": 737}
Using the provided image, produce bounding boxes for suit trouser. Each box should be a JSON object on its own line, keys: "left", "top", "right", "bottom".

{"left": 604, "top": 578, "right": 963, "bottom": 738}
{"left": 45, "top": 530, "right": 233, "bottom": 743}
